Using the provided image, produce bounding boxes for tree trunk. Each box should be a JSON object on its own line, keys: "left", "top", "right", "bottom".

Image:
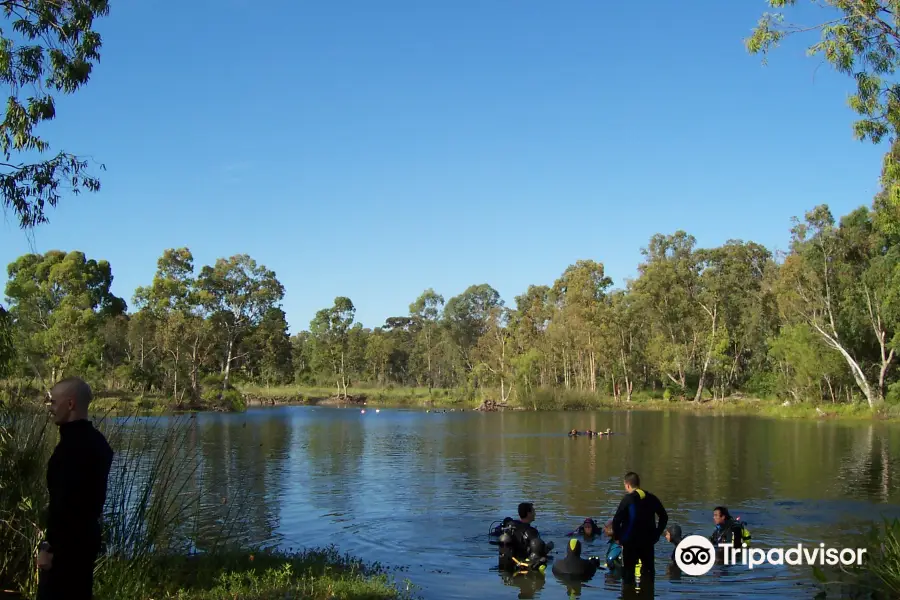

{"left": 811, "top": 322, "right": 880, "bottom": 406}
{"left": 694, "top": 302, "right": 717, "bottom": 402}
{"left": 223, "top": 337, "right": 234, "bottom": 391}
{"left": 340, "top": 351, "right": 348, "bottom": 397}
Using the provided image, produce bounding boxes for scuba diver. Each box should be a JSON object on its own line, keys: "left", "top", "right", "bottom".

{"left": 499, "top": 531, "right": 553, "bottom": 574}
{"left": 664, "top": 524, "right": 684, "bottom": 579}
{"left": 709, "top": 506, "right": 751, "bottom": 552}
{"left": 664, "top": 524, "right": 683, "bottom": 562}
{"left": 552, "top": 538, "right": 600, "bottom": 580}
{"left": 568, "top": 429, "right": 612, "bottom": 437}
{"left": 497, "top": 503, "right": 554, "bottom": 572}
{"left": 567, "top": 517, "right": 601, "bottom": 541}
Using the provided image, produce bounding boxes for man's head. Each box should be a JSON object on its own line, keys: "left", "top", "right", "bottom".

{"left": 567, "top": 538, "right": 582, "bottom": 557}
{"left": 623, "top": 471, "right": 640, "bottom": 492}
{"left": 713, "top": 506, "right": 730, "bottom": 526}
{"left": 518, "top": 502, "right": 535, "bottom": 523}
{"left": 47, "top": 377, "right": 92, "bottom": 425}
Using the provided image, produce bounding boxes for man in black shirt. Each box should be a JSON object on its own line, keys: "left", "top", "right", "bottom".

{"left": 611, "top": 471, "right": 667, "bottom": 585}
{"left": 37, "top": 377, "right": 114, "bottom": 600}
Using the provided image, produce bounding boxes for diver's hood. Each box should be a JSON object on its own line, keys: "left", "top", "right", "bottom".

{"left": 565, "top": 538, "right": 582, "bottom": 557}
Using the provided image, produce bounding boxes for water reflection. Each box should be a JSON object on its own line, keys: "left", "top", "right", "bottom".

{"left": 100, "top": 406, "right": 900, "bottom": 599}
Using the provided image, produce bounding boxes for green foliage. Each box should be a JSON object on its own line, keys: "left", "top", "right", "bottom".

{"left": 812, "top": 518, "right": 900, "bottom": 599}
{"left": 746, "top": 1, "right": 900, "bottom": 249}
{"left": 0, "top": 0, "right": 111, "bottom": 229}
{"left": 0, "top": 401, "right": 52, "bottom": 595}
{"left": 4, "top": 250, "right": 126, "bottom": 388}
{"left": 747, "top": 1, "right": 900, "bottom": 144}
{"left": 91, "top": 546, "right": 414, "bottom": 600}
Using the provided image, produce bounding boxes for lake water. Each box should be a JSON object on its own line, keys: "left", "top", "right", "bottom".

{"left": 119, "top": 405, "right": 900, "bottom": 599}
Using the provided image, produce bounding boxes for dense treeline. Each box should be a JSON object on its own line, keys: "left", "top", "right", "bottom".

{"left": 1, "top": 191, "right": 898, "bottom": 410}
{"left": 0, "top": 1, "right": 899, "bottom": 411}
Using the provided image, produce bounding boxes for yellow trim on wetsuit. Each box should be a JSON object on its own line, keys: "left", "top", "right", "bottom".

{"left": 634, "top": 488, "right": 646, "bottom": 500}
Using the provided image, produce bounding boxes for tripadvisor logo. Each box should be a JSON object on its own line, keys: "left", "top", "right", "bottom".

{"left": 674, "top": 535, "right": 867, "bottom": 576}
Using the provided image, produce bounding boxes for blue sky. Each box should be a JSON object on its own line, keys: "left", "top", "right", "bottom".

{"left": 0, "top": 0, "right": 888, "bottom": 334}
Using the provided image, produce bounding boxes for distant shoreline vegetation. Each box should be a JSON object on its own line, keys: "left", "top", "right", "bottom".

{"left": 2, "top": 196, "right": 900, "bottom": 419}
{"left": 77, "top": 384, "right": 900, "bottom": 423}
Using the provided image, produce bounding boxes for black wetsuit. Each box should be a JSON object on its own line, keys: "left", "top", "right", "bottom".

{"left": 710, "top": 518, "right": 744, "bottom": 551}
{"left": 612, "top": 488, "right": 668, "bottom": 583}
{"left": 552, "top": 539, "right": 598, "bottom": 580}
{"left": 511, "top": 520, "right": 542, "bottom": 558}
{"left": 39, "top": 419, "right": 114, "bottom": 600}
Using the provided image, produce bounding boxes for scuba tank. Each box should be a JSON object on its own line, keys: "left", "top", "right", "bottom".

{"left": 498, "top": 529, "right": 517, "bottom": 572}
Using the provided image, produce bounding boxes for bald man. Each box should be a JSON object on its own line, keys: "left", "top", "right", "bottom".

{"left": 37, "top": 377, "right": 113, "bottom": 600}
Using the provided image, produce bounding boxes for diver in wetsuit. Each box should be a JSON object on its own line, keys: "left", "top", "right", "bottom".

{"left": 568, "top": 518, "right": 600, "bottom": 541}
{"left": 709, "top": 506, "right": 751, "bottom": 554}
{"left": 552, "top": 538, "right": 600, "bottom": 580}
{"left": 498, "top": 502, "right": 554, "bottom": 572}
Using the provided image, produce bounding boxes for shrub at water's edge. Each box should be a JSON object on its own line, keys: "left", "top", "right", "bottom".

{"left": 42, "top": 378, "right": 900, "bottom": 421}
{"left": 812, "top": 518, "right": 900, "bottom": 600}
{"left": 93, "top": 546, "right": 414, "bottom": 600}
{"left": 0, "top": 402, "right": 415, "bottom": 599}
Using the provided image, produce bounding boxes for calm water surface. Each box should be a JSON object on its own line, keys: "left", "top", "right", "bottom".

{"left": 128, "top": 405, "right": 900, "bottom": 599}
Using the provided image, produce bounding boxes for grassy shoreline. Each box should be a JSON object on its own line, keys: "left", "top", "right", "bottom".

{"left": 83, "top": 384, "right": 900, "bottom": 423}
{"left": 238, "top": 385, "right": 900, "bottom": 422}
{"left": 91, "top": 546, "right": 415, "bottom": 600}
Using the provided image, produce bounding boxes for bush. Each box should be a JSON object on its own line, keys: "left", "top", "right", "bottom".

{"left": 813, "top": 517, "right": 898, "bottom": 599}
{"left": 886, "top": 381, "right": 900, "bottom": 405}
{"left": 745, "top": 371, "right": 778, "bottom": 398}
{"left": 199, "top": 375, "right": 246, "bottom": 412}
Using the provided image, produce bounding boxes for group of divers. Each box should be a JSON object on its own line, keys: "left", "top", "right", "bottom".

{"left": 487, "top": 480, "right": 752, "bottom": 594}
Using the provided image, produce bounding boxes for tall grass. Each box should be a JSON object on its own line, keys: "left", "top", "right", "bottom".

{"left": 812, "top": 518, "right": 900, "bottom": 599}
{"left": 0, "top": 401, "right": 414, "bottom": 599}
{"left": 0, "top": 401, "right": 52, "bottom": 595}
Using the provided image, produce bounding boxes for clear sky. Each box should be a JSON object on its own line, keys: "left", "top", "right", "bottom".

{"left": 0, "top": 0, "right": 888, "bottom": 334}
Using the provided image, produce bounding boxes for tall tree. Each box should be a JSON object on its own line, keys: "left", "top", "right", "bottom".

{"left": 133, "top": 248, "right": 198, "bottom": 403}
{"left": 632, "top": 231, "right": 701, "bottom": 394}
{"left": 776, "top": 205, "right": 898, "bottom": 407}
{"left": 551, "top": 260, "right": 613, "bottom": 392}
{"left": 443, "top": 284, "right": 502, "bottom": 380}
{"left": 4, "top": 250, "right": 125, "bottom": 385}
{"left": 409, "top": 288, "right": 444, "bottom": 389}
{"left": 196, "top": 255, "right": 285, "bottom": 391}
{"left": 244, "top": 307, "right": 294, "bottom": 386}
{"left": 309, "top": 297, "right": 356, "bottom": 397}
